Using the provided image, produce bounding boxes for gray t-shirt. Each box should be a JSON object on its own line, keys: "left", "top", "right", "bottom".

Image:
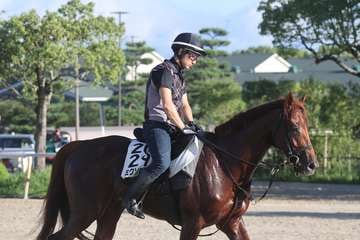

{"left": 144, "top": 58, "right": 186, "bottom": 123}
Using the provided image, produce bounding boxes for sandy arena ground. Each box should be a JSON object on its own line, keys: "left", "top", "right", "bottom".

{"left": 0, "top": 181, "right": 359, "bottom": 240}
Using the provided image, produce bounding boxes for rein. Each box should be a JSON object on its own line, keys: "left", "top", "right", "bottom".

{"left": 196, "top": 133, "right": 285, "bottom": 201}
{"left": 171, "top": 111, "right": 314, "bottom": 237}
{"left": 169, "top": 133, "right": 285, "bottom": 237}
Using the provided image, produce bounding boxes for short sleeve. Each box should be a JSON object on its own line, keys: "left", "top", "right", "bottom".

{"left": 151, "top": 68, "right": 172, "bottom": 89}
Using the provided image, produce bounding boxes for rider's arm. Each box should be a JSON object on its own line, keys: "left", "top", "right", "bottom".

{"left": 159, "top": 87, "right": 186, "bottom": 129}
{"left": 181, "top": 94, "right": 193, "bottom": 123}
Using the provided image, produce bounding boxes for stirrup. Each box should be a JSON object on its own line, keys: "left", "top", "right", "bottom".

{"left": 126, "top": 199, "right": 145, "bottom": 219}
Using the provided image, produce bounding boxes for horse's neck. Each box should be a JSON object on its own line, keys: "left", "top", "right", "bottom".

{"left": 219, "top": 110, "right": 279, "bottom": 182}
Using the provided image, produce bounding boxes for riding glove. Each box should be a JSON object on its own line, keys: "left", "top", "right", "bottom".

{"left": 187, "top": 121, "right": 203, "bottom": 133}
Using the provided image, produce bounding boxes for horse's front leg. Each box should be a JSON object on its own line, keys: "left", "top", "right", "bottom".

{"left": 218, "top": 215, "right": 250, "bottom": 240}
{"left": 179, "top": 220, "right": 202, "bottom": 240}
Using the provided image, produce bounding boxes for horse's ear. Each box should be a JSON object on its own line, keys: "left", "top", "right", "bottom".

{"left": 300, "top": 95, "right": 307, "bottom": 103}
{"left": 284, "top": 92, "right": 294, "bottom": 116}
{"left": 285, "top": 92, "right": 294, "bottom": 106}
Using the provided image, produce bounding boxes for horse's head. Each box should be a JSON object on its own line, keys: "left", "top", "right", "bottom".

{"left": 272, "top": 93, "right": 318, "bottom": 176}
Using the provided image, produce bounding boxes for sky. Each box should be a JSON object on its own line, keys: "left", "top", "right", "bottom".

{"left": 0, "top": 0, "right": 273, "bottom": 58}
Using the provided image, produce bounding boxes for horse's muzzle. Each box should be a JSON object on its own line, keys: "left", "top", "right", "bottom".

{"left": 291, "top": 151, "right": 317, "bottom": 176}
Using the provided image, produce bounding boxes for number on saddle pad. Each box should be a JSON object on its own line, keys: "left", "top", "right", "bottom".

{"left": 121, "top": 140, "right": 151, "bottom": 178}
{"left": 121, "top": 137, "right": 203, "bottom": 179}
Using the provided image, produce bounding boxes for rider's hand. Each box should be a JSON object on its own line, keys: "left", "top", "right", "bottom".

{"left": 187, "top": 121, "right": 203, "bottom": 133}
{"left": 181, "top": 126, "right": 197, "bottom": 135}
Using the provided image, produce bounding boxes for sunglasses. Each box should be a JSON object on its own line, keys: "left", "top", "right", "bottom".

{"left": 187, "top": 52, "right": 200, "bottom": 61}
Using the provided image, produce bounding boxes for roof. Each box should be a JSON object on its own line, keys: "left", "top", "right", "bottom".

{"left": 220, "top": 54, "right": 360, "bottom": 84}
{"left": 64, "top": 81, "right": 113, "bottom": 102}
{"left": 219, "top": 53, "right": 272, "bottom": 72}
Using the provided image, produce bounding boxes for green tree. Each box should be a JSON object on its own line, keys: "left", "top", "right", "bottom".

{"left": 190, "top": 78, "right": 244, "bottom": 126}
{"left": 242, "top": 79, "right": 299, "bottom": 107}
{"left": 48, "top": 101, "right": 101, "bottom": 127}
{"left": 233, "top": 45, "right": 277, "bottom": 55}
{"left": 297, "top": 78, "right": 328, "bottom": 129}
{"left": 319, "top": 83, "right": 360, "bottom": 132}
{"left": 0, "top": 0, "right": 125, "bottom": 169}
{"left": 185, "top": 27, "right": 245, "bottom": 127}
{"left": 124, "top": 41, "right": 154, "bottom": 81}
{"left": 258, "top": 0, "right": 360, "bottom": 77}
{"left": 199, "top": 27, "right": 230, "bottom": 57}
{"left": 233, "top": 45, "right": 312, "bottom": 58}
{"left": 0, "top": 100, "right": 36, "bottom": 133}
{"left": 348, "top": 82, "right": 360, "bottom": 138}
{"left": 105, "top": 79, "right": 146, "bottom": 126}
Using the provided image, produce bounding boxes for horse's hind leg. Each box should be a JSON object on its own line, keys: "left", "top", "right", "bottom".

{"left": 94, "top": 201, "right": 124, "bottom": 240}
{"left": 47, "top": 214, "right": 94, "bottom": 240}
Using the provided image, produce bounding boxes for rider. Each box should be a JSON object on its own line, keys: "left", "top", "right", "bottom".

{"left": 121, "top": 32, "right": 206, "bottom": 219}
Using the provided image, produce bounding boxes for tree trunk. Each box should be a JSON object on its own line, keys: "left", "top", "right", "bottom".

{"left": 34, "top": 84, "right": 52, "bottom": 170}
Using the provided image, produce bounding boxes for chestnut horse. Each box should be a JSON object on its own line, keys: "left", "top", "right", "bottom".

{"left": 36, "top": 93, "right": 317, "bottom": 240}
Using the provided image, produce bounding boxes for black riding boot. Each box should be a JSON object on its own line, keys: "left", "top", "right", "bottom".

{"left": 121, "top": 171, "right": 154, "bottom": 219}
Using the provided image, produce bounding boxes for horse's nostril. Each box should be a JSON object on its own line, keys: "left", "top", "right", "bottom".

{"left": 289, "top": 155, "right": 299, "bottom": 164}
{"left": 308, "top": 162, "right": 316, "bottom": 170}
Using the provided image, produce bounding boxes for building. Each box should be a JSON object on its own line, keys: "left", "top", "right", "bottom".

{"left": 220, "top": 53, "right": 360, "bottom": 84}
{"left": 125, "top": 51, "right": 164, "bottom": 81}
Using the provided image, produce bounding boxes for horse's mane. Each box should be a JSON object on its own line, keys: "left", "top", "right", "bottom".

{"left": 215, "top": 99, "right": 285, "bottom": 137}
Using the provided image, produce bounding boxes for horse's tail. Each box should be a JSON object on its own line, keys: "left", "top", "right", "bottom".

{"left": 36, "top": 141, "right": 81, "bottom": 240}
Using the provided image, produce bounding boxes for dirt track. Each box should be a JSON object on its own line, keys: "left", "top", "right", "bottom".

{"left": 0, "top": 181, "right": 359, "bottom": 240}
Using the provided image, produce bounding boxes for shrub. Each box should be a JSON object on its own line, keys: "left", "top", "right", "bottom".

{"left": 28, "top": 167, "right": 51, "bottom": 197}
{"left": 0, "top": 163, "right": 10, "bottom": 181}
{"left": 0, "top": 172, "right": 24, "bottom": 197}
{"left": 0, "top": 167, "right": 51, "bottom": 198}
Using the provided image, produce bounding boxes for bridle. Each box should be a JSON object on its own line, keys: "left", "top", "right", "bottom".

{"left": 272, "top": 111, "right": 313, "bottom": 167}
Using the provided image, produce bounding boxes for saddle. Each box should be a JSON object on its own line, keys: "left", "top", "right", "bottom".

{"left": 130, "top": 127, "right": 198, "bottom": 191}
{"left": 133, "top": 127, "right": 194, "bottom": 160}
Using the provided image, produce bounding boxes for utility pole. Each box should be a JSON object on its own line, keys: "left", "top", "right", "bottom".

{"left": 129, "top": 35, "right": 138, "bottom": 81}
{"left": 111, "top": 11, "right": 128, "bottom": 126}
{"left": 75, "top": 56, "right": 80, "bottom": 140}
{"left": 75, "top": 79, "right": 80, "bottom": 140}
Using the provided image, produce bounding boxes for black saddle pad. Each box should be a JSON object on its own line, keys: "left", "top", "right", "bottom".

{"left": 133, "top": 127, "right": 193, "bottom": 160}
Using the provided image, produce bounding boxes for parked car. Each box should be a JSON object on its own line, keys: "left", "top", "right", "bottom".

{"left": 0, "top": 134, "right": 35, "bottom": 172}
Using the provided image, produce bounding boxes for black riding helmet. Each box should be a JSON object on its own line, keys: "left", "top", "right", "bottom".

{"left": 171, "top": 32, "right": 206, "bottom": 56}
